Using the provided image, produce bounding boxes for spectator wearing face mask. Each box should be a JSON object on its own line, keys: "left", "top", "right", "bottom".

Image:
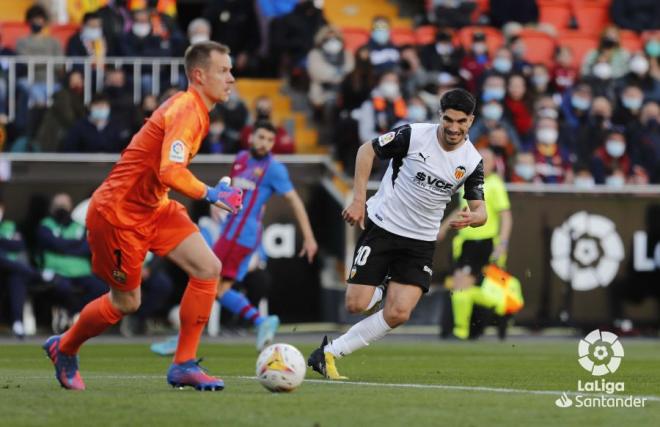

{"left": 404, "top": 95, "right": 431, "bottom": 124}
{"left": 61, "top": 94, "right": 127, "bottom": 152}
{"left": 214, "top": 91, "right": 249, "bottom": 150}
{"left": 37, "top": 193, "right": 108, "bottom": 327}
{"left": 613, "top": 84, "right": 645, "bottom": 142}
{"left": 420, "top": 30, "right": 463, "bottom": 76}
{"left": 581, "top": 26, "right": 630, "bottom": 80}
{"left": 102, "top": 67, "right": 138, "bottom": 139}
{"left": 615, "top": 53, "right": 660, "bottom": 102}
{"left": 201, "top": 113, "right": 233, "bottom": 154}
{"left": 307, "top": 26, "right": 355, "bottom": 116}
{"left": 359, "top": 16, "right": 400, "bottom": 74}
{"left": 530, "top": 64, "right": 552, "bottom": 97}
{"left": 643, "top": 35, "right": 660, "bottom": 78}
{"left": 508, "top": 36, "right": 532, "bottom": 76}
{"left": 583, "top": 58, "right": 618, "bottom": 100}
{"left": 239, "top": 96, "right": 295, "bottom": 154}
{"left": 480, "top": 74, "right": 507, "bottom": 106}
{"left": 510, "top": 151, "right": 537, "bottom": 183}
{"left": 15, "top": 5, "right": 63, "bottom": 134}
{"left": 460, "top": 32, "right": 490, "bottom": 93}
{"left": 66, "top": 12, "right": 110, "bottom": 60}
{"left": 469, "top": 99, "right": 521, "bottom": 150}
{"left": 575, "top": 96, "right": 614, "bottom": 163}
{"left": 561, "top": 83, "right": 593, "bottom": 132}
{"left": 485, "top": 47, "right": 515, "bottom": 81}
{"left": 551, "top": 46, "right": 578, "bottom": 94}
{"left": 356, "top": 71, "right": 407, "bottom": 142}
{"left": 532, "top": 117, "right": 573, "bottom": 183}
{"left": 31, "top": 71, "right": 86, "bottom": 152}
{"left": 590, "top": 129, "right": 634, "bottom": 184}
{"left": 635, "top": 101, "right": 660, "bottom": 183}
{"left": 338, "top": 46, "right": 377, "bottom": 112}
{"left": 399, "top": 45, "right": 429, "bottom": 99}
{"left": 121, "top": 9, "right": 166, "bottom": 53}
{"left": 573, "top": 163, "right": 596, "bottom": 189}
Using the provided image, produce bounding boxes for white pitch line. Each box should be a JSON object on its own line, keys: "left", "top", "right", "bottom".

{"left": 238, "top": 376, "right": 660, "bottom": 402}
{"left": 7, "top": 374, "right": 660, "bottom": 402}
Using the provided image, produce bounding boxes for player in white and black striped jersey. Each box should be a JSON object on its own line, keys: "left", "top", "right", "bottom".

{"left": 308, "top": 89, "right": 488, "bottom": 379}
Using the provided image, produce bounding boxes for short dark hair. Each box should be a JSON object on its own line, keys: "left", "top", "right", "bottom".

{"left": 253, "top": 120, "right": 276, "bottom": 135}
{"left": 82, "top": 12, "right": 100, "bottom": 24}
{"left": 26, "top": 5, "right": 49, "bottom": 22}
{"left": 440, "top": 88, "right": 476, "bottom": 115}
{"left": 184, "top": 41, "right": 230, "bottom": 79}
{"left": 90, "top": 93, "right": 110, "bottom": 105}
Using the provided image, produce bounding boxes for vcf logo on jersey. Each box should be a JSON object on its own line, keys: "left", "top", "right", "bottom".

{"left": 413, "top": 171, "right": 453, "bottom": 193}
{"left": 454, "top": 166, "right": 466, "bottom": 180}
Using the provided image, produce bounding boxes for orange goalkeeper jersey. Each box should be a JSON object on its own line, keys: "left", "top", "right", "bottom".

{"left": 92, "top": 87, "right": 209, "bottom": 228}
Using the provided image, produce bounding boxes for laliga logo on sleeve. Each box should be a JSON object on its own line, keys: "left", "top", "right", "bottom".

{"left": 578, "top": 329, "right": 624, "bottom": 376}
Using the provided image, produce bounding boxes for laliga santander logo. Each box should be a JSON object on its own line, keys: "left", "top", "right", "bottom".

{"left": 578, "top": 329, "right": 624, "bottom": 376}
{"left": 551, "top": 211, "right": 624, "bottom": 291}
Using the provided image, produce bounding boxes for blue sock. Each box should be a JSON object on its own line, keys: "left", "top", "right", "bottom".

{"left": 218, "top": 289, "right": 264, "bottom": 326}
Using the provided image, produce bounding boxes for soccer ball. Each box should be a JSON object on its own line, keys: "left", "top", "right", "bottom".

{"left": 256, "top": 343, "right": 306, "bottom": 392}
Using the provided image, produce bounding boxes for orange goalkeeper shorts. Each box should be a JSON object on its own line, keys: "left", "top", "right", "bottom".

{"left": 86, "top": 199, "right": 199, "bottom": 291}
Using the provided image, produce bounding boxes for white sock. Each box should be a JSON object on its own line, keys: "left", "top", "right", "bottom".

{"left": 364, "top": 286, "right": 384, "bottom": 311}
{"left": 324, "top": 310, "right": 392, "bottom": 358}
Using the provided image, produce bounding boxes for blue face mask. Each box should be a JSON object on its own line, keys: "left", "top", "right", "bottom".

{"left": 571, "top": 95, "right": 591, "bottom": 111}
{"left": 407, "top": 105, "right": 427, "bottom": 122}
{"left": 492, "top": 57, "right": 512, "bottom": 74}
{"left": 645, "top": 40, "right": 660, "bottom": 58}
{"left": 372, "top": 29, "right": 390, "bottom": 45}
{"left": 482, "top": 103, "right": 503, "bottom": 121}
{"left": 515, "top": 163, "right": 535, "bottom": 181}
{"left": 622, "top": 96, "right": 643, "bottom": 111}
{"left": 482, "top": 87, "right": 505, "bottom": 102}
{"left": 90, "top": 107, "right": 110, "bottom": 122}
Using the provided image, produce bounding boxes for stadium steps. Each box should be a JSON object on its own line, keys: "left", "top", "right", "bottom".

{"left": 235, "top": 78, "right": 324, "bottom": 154}
{"left": 325, "top": 0, "right": 412, "bottom": 29}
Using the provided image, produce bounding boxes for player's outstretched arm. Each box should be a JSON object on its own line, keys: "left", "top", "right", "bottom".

{"left": 343, "top": 142, "right": 376, "bottom": 229}
{"left": 284, "top": 190, "right": 318, "bottom": 263}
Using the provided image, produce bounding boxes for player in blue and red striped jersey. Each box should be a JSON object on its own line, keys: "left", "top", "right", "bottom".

{"left": 152, "top": 121, "right": 317, "bottom": 355}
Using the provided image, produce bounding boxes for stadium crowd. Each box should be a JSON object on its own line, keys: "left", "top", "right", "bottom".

{"left": 0, "top": 0, "right": 658, "bottom": 183}
{"left": 0, "top": 0, "right": 659, "bottom": 337}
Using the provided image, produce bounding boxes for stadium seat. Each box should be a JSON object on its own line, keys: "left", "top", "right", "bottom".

{"left": 619, "top": 30, "right": 643, "bottom": 53}
{"left": 50, "top": 24, "right": 80, "bottom": 49}
{"left": 414, "top": 25, "right": 436, "bottom": 46}
{"left": 538, "top": 2, "right": 572, "bottom": 31}
{"left": 557, "top": 30, "right": 599, "bottom": 67}
{"left": 572, "top": 1, "right": 611, "bottom": 35}
{"left": 391, "top": 28, "right": 415, "bottom": 46}
{"left": 456, "top": 26, "right": 504, "bottom": 56}
{"left": 518, "top": 29, "right": 556, "bottom": 66}
{"left": 341, "top": 27, "right": 369, "bottom": 53}
{"left": 0, "top": 22, "right": 30, "bottom": 50}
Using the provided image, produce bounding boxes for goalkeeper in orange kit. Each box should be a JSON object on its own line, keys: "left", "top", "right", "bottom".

{"left": 43, "top": 41, "right": 243, "bottom": 391}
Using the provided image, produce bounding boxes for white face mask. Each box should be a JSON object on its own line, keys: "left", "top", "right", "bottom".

{"left": 379, "top": 82, "right": 399, "bottom": 100}
{"left": 592, "top": 62, "right": 612, "bottom": 80}
{"left": 322, "top": 38, "right": 343, "bottom": 55}
{"left": 435, "top": 42, "right": 453, "bottom": 55}
{"left": 132, "top": 23, "right": 151, "bottom": 38}
{"left": 605, "top": 174, "right": 625, "bottom": 187}
{"left": 492, "top": 57, "right": 512, "bottom": 74}
{"left": 536, "top": 128, "right": 558, "bottom": 144}
{"left": 515, "top": 163, "right": 535, "bottom": 181}
{"left": 190, "top": 34, "right": 209, "bottom": 45}
{"left": 605, "top": 139, "right": 625, "bottom": 158}
{"left": 629, "top": 55, "right": 650, "bottom": 75}
{"left": 473, "top": 42, "right": 487, "bottom": 55}
{"left": 82, "top": 26, "right": 102, "bottom": 42}
{"left": 482, "top": 103, "right": 503, "bottom": 121}
{"left": 574, "top": 176, "right": 595, "bottom": 189}
{"left": 407, "top": 105, "right": 427, "bottom": 122}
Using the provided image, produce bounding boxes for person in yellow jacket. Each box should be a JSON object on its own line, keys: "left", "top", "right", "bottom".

{"left": 438, "top": 147, "right": 515, "bottom": 340}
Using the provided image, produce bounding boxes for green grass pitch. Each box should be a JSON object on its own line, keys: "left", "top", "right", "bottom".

{"left": 1, "top": 339, "right": 658, "bottom": 426}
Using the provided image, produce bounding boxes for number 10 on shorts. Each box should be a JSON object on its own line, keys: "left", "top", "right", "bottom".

{"left": 354, "top": 246, "right": 371, "bottom": 266}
